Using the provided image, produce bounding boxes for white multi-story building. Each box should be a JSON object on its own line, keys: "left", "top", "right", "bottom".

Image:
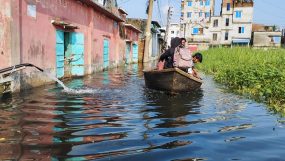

{"left": 209, "top": 0, "right": 254, "bottom": 46}
{"left": 165, "top": 23, "right": 181, "bottom": 47}
{"left": 180, "top": 0, "right": 215, "bottom": 44}
{"left": 180, "top": 0, "right": 254, "bottom": 47}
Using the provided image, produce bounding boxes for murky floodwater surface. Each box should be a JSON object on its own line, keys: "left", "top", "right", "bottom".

{"left": 1, "top": 65, "right": 285, "bottom": 161}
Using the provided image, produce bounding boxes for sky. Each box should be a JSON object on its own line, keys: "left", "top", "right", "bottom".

{"left": 117, "top": 0, "right": 285, "bottom": 28}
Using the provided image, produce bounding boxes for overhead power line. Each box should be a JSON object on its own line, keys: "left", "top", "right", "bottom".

{"left": 157, "top": 0, "right": 164, "bottom": 26}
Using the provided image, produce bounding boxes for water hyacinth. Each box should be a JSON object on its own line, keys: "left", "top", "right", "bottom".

{"left": 196, "top": 47, "right": 285, "bottom": 114}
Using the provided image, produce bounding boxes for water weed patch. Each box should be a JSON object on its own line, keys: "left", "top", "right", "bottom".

{"left": 197, "top": 47, "right": 285, "bottom": 114}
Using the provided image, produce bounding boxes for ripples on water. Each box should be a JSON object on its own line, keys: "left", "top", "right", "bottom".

{"left": 1, "top": 65, "right": 285, "bottom": 161}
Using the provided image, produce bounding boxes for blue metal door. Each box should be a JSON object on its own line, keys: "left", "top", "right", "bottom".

{"left": 56, "top": 30, "right": 65, "bottom": 78}
{"left": 70, "top": 32, "right": 84, "bottom": 76}
{"left": 125, "top": 43, "right": 131, "bottom": 64}
{"left": 132, "top": 43, "right": 138, "bottom": 63}
{"left": 103, "top": 39, "right": 110, "bottom": 69}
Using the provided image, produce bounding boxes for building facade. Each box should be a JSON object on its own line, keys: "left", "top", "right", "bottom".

{"left": 127, "top": 19, "right": 163, "bottom": 62}
{"left": 124, "top": 24, "right": 142, "bottom": 63}
{"left": 281, "top": 29, "right": 285, "bottom": 47}
{"left": 252, "top": 24, "right": 282, "bottom": 48}
{"left": 180, "top": 0, "right": 254, "bottom": 47}
{"left": 165, "top": 23, "right": 181, "bottom": 47}
{"left": 180, "top": 0, "right": 215, "bottom": 44}
{"left": 0, "top": 0, "right": 141, "bottom": 94}
{"left": 209, "top": 0, "right": 254, "bottom": 46}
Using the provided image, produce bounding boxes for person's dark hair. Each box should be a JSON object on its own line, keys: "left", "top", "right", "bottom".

{"left": 193, "top": 52, "right": 203, "bottom": 63}
{"left": 181, "top": 38, "right": 186, "bottom": 42}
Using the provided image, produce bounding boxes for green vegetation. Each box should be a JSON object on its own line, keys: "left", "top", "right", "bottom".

{"left": 196, "top": 47, "right": 285, "bottom": 114}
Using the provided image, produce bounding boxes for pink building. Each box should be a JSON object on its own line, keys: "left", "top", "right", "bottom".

{"left": 124, "top": 24, "right": 142, "bottom": 63}
{"left": 0, "top": 0, "right": 141, "bottom": 93}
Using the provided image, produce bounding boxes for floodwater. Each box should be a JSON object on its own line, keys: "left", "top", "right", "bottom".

{"left": 1, "top": 64, "right": 285, "bottom": 161}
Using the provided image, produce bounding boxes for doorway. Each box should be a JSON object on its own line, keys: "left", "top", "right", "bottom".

{"left": 56, "top": 30, "right": 85, "bottom": 78}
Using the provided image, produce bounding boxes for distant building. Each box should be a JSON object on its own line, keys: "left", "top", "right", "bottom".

{"left": 252, "top": 24, "right": 282, "bottom": 48}
{"left": 209, "top": 0, "right": 254, "bottom": 46}
{"left": 180, "top": 0, "right": 215, "bottom": 48}
{"left": 164, "top": 23, "right": 181, "bottom": 47}
{"left": 117, "top": 8, "right": 142, "bottom": 64}
{"left": 281, "top": 29, "right": 285, "bottom": 47}
{"left": 180, "top": 0, "right": 254, "bottom": 48}
{"left": 126, "top": 19, "right": 164, "bottom": 62}
{"left": 124, "top": 24, "right": 142, "bottom": 63}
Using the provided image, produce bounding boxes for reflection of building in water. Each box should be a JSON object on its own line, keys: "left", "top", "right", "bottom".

{"left": 0, "top": 78, "right": 127, "bottom": 160}
{"left": 0, "top": 109, "right": 21, "bottom": 160}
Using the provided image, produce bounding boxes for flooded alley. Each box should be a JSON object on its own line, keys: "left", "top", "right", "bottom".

{"left": 1, "top": 64, "right": 285, "bottom": 161}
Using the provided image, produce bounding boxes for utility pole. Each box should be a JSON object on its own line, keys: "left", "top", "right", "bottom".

{"left": 164, "top": 7, "right": 173, "bottom": 43}
{"left": 143, "top": 0, "right": 154, "bottom": 63}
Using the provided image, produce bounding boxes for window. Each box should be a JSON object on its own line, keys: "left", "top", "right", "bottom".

{"left": 27, "top": 4, "right": 36, "bottom": 18}
{"left": 205, "top": 0, "right": 210, "bottom": 6}
{"left": 199, "top": 12, "right": 203, "bottom": 17}
{"left": 193, "top": 28, "right": 203, "bottom": 35}
{"left": 213, "top": 33, "right": 218, "bottom": 41}
{"left": 272, "top": 36, "right": 281, "bottom": 43}
{"left": 205, "top": 12, "right": 210, "bottom": 18}
{"left": 200, "top": 0, "right": 203, "bottom": 6}
{"left": 238, "top": 27, "right": 245, "bottom": 34}
{"left": 199, "top": 28, "right": 204, "bottom": 34}
{"left": 188, "top": 1, "right": 192, "bottom": 6}
{"left": 193, "top": 28, "right": 199, "bottom": 34}
{"left": 187, "top": 12, "right": 192, "bottom": 18}
{"left": 235, "top": 11, "right": 242, "bottom": 18}
{"left": 227, "top": 3, "right": 231, "bottom": 11}
{"left": 225, "top": 32, "right": 229, "bottom": 40}
{"left": 225, "top": 18, "right": 229, "bottom": 26}
{"left": 213, "top": 19, "right": 218, "bottom": 27}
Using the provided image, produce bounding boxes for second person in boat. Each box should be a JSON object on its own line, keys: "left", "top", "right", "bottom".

{"left": 158, "top": 37, "right": 181, "bottom": 69}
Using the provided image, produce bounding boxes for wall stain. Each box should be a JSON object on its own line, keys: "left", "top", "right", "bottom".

{"left": 28, "top": 41, "right": 46, "bottom": 64}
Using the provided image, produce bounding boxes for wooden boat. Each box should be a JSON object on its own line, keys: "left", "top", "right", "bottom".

{"left": 143, "top": 68, "right": 202, "bottom": 92}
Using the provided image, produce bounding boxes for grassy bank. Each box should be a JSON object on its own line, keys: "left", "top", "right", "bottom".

{"left": 196, "top": 47, "right": 285, "bottom": 114}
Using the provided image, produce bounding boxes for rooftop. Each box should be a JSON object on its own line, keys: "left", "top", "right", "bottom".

{"left": 125, "top": 24, "right": 142, "bottom": 33}
{"left": 78, "top": 0, "right": 124, "bottom": 22}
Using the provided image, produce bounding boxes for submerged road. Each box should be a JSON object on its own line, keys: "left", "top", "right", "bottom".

{"left": 0, "top": 64, "right": 284, "bottom": 161}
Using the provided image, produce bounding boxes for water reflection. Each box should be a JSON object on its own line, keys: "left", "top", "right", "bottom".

{"left": 0, "top": 64, "right": 285, "bottom": 161}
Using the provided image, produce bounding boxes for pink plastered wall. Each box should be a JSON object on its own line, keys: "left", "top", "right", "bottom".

{"left": 92, "top": 12, "right": 124, "bottom": 66}
{"left": 125, "top": 27, "right": 139, "bottom": 42}
{"left": 125, "top": 27, "right": 140, "bottom": 61}
{"left": 0, "top": 0, "right": 12, "bottom": 68}
{"left": 20, "top": 0, "right": 91, "bottom": 70}
{"left": 20, "top": 0, "right": 124, "bottom": 72}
